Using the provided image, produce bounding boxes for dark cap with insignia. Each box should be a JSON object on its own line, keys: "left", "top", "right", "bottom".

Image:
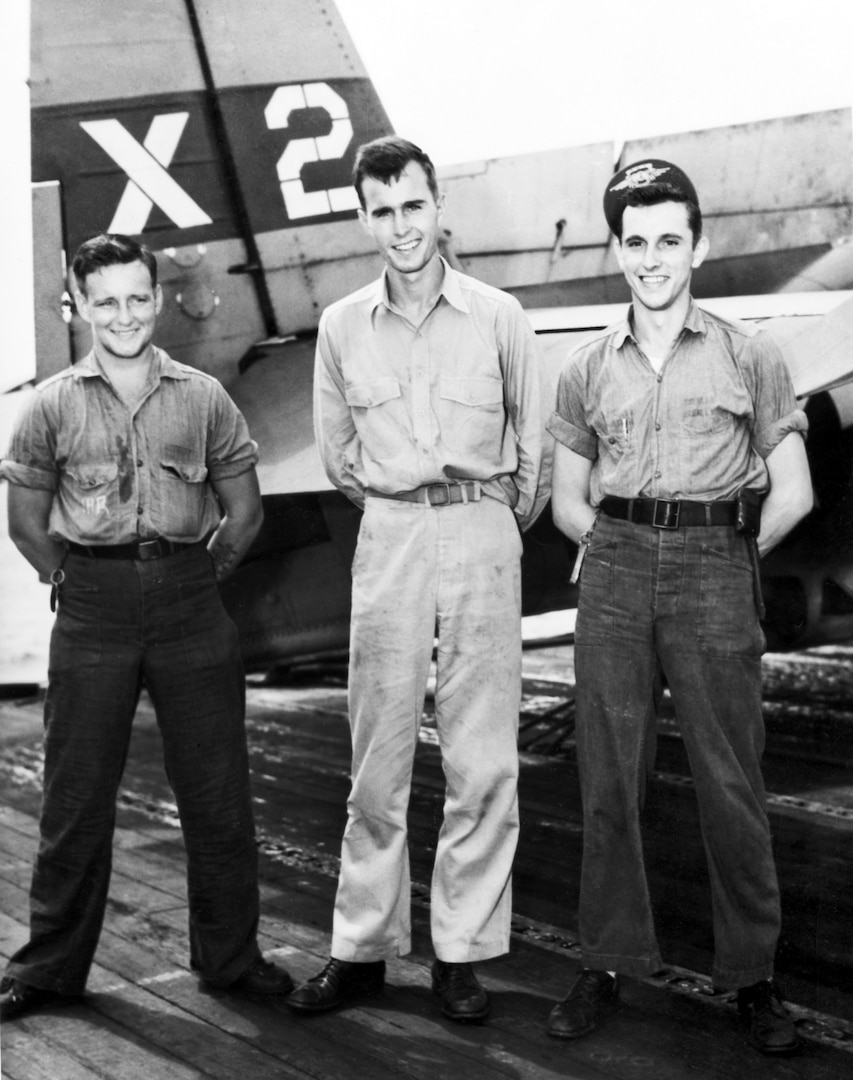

{"left": 603, "top": 159, "right": 699, "bottom": 236}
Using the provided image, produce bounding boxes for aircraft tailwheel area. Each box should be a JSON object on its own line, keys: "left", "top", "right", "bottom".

{"left": 1, "top": 643, "right": 852, "bottom": 1079}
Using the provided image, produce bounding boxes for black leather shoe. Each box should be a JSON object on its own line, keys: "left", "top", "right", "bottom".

{"left": 287, "top": 958, "right": 385, "bottom": 1013}
{"left": 226, "top": 956, "right": 295, "bottom": 996}
{"left": 737, "top": 980, "right": 800, "bottom": 1055}
{"left": 546, "top": 969, "right": 618, "bottom": 1039}
{"left": 431, "top": 960, "right": 490, "bottom": 1023}
{"left": 0, "top": 977, "right": 72, "bottom": 1021}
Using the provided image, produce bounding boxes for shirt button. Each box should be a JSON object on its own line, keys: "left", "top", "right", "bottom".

{"left": 608, "top": 436, "right": 616, "bottom": 445}
{"left": 654, "top": 471, "right": 661, "bottom": 479}
{"left": 657, "top": 375, "right": 663, "bottom": 383}
{"left": 136, "top": 459, "right": 143, "bottom": 467}
{"left": 417, "top": 409, "right": 425, "bottom": 416}
{"left": 655, "top": 423, "right": 661, "bottom": 431}
{"left": 137, "top": 507, "right": 143, "bottom": 515}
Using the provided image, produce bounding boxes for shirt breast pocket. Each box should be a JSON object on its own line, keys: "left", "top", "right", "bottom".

{"left": 438, "top": 376, "right": 505, "bottom": 452}
{"left": 160, "top": 459, "right": 209, "bottom": 533}
{"left": 345, "top": 378, "right": 406, "bottom": 455}
{"left": 66, "top": 462, "right": 119, "bottom": 524}
{"left": 680, "top": 401, "right": 734, "bottom": 437}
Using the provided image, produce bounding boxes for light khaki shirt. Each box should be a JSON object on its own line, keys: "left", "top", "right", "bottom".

{"left": 314, "top": 260, "right": 552, "bottom": 530}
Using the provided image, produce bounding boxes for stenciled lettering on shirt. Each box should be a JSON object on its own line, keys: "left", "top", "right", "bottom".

{"left": 84, "top": 494, "right": 110, "bottom": 518}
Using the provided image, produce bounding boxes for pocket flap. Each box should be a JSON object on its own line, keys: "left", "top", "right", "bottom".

{"left": 439, "top": 376, "right": 504, "bottom": 407}
{"left": 345, "top": 379, "right": 401, "bottom": 408}
{"left": 162, "top": 460, "right": 208, "bottom": 483}
{"left": 66, "top": 462, "right": 118, "bottom": 488}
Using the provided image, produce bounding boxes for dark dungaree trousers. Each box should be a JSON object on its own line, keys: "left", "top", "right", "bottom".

{"left": 574, "top": 513, "right": 780, "bottom": 990}
{"left": 6, "top": 545, "right": 261, "bottom": 994}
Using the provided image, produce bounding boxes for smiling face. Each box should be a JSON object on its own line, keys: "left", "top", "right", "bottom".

{"left": 616, "top": 200, "right": 709, "bottom": 313}
{"left": 358, "top": 162, "right": 444, "bottom": 279}
{"left": 76, "top": 260, "right": 163, "bottom": 363}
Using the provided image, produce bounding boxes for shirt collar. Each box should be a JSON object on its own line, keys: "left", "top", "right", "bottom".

{"left": 71, "top": 345, "right": 190, "bottom": 381}
{"left": 369, "top": 257, "right": 470, "bottom": 321}
{"left": 611, "top": 297, "right": 706, "bottom": 349}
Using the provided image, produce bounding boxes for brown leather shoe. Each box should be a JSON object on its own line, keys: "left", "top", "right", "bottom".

{"left": 737, "top": 980, "right": 800, "bottom": 1055}
{"left": 431, "top": 960, "right": 490, "bottom": 1023}
{"left": 287, "top": 958, "right": 385, "bottom": 1013}
{"left": 0, "top": 977, "right": 74, "bottom": 1021}
{"left": 546, "top": 969, "right": 618, "bottom": 1039}
{"left": 226, "top": 956, "right": 295, "bottom": 996}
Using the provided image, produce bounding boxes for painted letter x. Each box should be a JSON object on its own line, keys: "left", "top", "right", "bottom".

{"left": 80, "top": 113, "right": 212, "bottom": 233}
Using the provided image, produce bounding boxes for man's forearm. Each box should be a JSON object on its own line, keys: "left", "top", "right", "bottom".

{"left": 10, "top": 533, "right": 66, "bottom": 582}
{"left": 552, "top": 498, "right": 597, "bottom": 545}
{"left": 207, "top": 514, "right": 263, "bottom": 581}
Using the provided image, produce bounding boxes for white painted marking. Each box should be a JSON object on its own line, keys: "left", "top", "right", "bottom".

{"left": 80, "top": 115, "right": 212, "bottom": 232}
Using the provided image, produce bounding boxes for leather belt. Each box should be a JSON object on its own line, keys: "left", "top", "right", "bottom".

{"left": 600, "top": 496, "right": 738, "bottom": 529}
{"left": 367, "top": 481, "right": 482, "bottom": 507}
{"left": 67, "top": 538, "right": 202, "bottom": 561}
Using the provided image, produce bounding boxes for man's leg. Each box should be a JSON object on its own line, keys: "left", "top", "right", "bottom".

{"left": 656, "top": 526, "right": 780, "bottom": 989}
{"left": 4, "top": 555, "right": 141, "bottom": 999}
{"left": 574, "top": 517, "right": 663, "bottom": 977}
{"left": 547, "top": 517, "right": 661, "bottom": 1040}
{"left": 430, "top": 498, "right": 521, "bottom": 963}
{"left": 656, "top": 524, "right": 797, "bottom": 1054}
{"left": 140, "top": 547, "right": 264, "bottom": 989}
{"left": 331, "top": 500, "right": 437, "bottom": 961}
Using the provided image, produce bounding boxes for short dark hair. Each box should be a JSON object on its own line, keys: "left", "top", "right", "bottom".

{"left": 614, "top": 185, "right": 703, "bottom": 246}
{"left": 353, "top": 136, "right": 439, "bottom": 209}
{"left": 72, "top": 233, "right": 158, "bottom": 294}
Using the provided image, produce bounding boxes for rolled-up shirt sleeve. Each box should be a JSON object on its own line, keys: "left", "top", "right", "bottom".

{"left": 0, "top": 389, "right": 59, "bottom": 491}
{"left": 747, "top": 331, "right": 809, "bottom": 460}
{"left": 546, "top": 354, "right": 598, "bottom": 460}
{"left": 205, "top": 382, "right": 259, "bottom": 481}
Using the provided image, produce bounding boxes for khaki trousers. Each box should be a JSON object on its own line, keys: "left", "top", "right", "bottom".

{"left": 331, "top": 495, "right": 522, "bottom": 962}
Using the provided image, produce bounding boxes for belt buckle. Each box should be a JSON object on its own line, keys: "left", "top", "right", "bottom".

{"left": 427, "top": 483, "right": 452, "bottom": 506}
{"left": 138, "top": 538, "right": 164, "bottom": 560}
{"left": 652, "top": 499, "right": 680, "bottom": 529}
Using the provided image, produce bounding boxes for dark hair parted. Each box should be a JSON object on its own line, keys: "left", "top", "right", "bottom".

{"left": 352, "top": 136, "right": 440, "bottom": 209}
{"left": 71, "top": 233, "right": 159, "bottom": 294}
{"left": 613, "top": 184, "right": 703, "bottom": 246}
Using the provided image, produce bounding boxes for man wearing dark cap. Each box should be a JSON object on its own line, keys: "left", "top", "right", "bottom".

{"left": 546, "top": 160, "right": 812, "bottom": 1054}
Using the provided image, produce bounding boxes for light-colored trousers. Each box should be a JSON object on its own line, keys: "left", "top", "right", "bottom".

{"left": 331, "top": 494, "right": 522, "bottom": 963}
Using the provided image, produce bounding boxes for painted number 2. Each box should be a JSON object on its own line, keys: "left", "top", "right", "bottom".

{"left": 264, "top": 82, "right": 360, "bottom": 219}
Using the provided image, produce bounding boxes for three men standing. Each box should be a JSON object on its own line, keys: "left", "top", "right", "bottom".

{"left": 287, "top": 136, "right": 552, "bottom": 1022}
{"left": 1, "top": 144, "right": 812, "bottom": 1061}
{"left": 546, "top": 160, "right": 812, "bottom": 1055}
